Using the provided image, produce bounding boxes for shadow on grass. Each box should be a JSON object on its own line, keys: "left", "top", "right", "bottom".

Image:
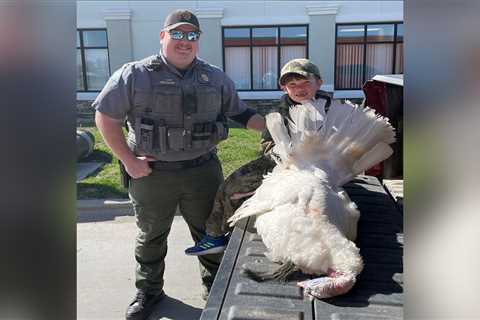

{"left": 77, "top": 182, "right": 128, "bottom": 200}
{"left": 81, "top": 150, "right": 113, "bottom": 163}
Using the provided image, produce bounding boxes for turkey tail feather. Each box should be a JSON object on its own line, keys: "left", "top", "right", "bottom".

{"left": 263, "top": 101, "right": 395, "bottom": 186}
{"left": 311, "top": 101, "right": 396, "bottom": 186}
{"left": 352, "top": 142, "right": 393, "bottom": 176}
{"left": 288, "top": 100, "right": 326, "bottom": 144}
{"left": 227, "top": 198, "right": 271, "bottom": 226}
{"left": 265, "top": 112, "right": 291, "bottom": 163}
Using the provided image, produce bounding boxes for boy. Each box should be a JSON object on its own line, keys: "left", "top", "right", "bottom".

{"left": 185, "top": 58, "right": 332, "bottom": 255}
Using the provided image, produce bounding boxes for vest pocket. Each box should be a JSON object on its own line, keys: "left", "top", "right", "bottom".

{"left": 167, "top": 128, "right": 186, "bottom": 151}
{"left": 191, "top": 121, "right": 213, "bottom": 149}
{"left": 134, "top": 115, "right": 155, "bottom": 153}
{"left": 133, "top": 111, "right": 165, "bottom": 155}
{"left": 196, "top": 85, "right": 221, "bottom": 113}
{"left": 153, "top": 85, "right": 182, "bottom": 114}
{"left": 211, "top": 122, "right": 228, "bottom": 143}
{"left": 157, "top": 120, "right": 167, "bottom": 154}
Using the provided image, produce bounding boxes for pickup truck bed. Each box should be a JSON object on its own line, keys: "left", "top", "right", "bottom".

{"left": 201, "top": 175, "right": 403, "bottom": 320}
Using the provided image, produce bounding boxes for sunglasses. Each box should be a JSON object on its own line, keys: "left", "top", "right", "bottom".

{"left": 168, "top": 30, "right": 201, "bottom": 41}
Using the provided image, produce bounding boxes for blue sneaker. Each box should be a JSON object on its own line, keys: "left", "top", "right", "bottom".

{"left": 185, "top": 234, "right": 229, "bottom": 256}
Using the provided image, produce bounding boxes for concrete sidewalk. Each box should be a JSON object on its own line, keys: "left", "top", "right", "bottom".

{"left": 77, "top": 200, "right": 206, "bottom": 320}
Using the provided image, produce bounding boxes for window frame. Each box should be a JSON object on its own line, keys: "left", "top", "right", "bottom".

{"left": 77, "top": 28, "right": 111, "bottom": 92}
{"left": 222, "top": 24, "right": 309, "bottom": 92}
{"left": 334, "top": 21, "right": 403, "bottom": 91}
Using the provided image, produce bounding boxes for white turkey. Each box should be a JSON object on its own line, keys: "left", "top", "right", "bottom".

{"left": 228, "top": 99, "right": 396, "bottom": 299}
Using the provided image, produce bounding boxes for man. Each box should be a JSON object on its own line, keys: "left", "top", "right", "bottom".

{"left": 185, "top": 58, "right": 332, "bottom": 254}
{"left": 93, "top": 9, "right": 265, "bottom": 320}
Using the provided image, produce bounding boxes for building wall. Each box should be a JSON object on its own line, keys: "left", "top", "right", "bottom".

{"left": 77, "top": 0, "right": 403, "bottom": 101}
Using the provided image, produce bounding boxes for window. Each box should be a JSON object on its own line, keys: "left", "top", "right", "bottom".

{"left": 335, "top": 22, "right": 403, "bottom": 90}
{"left": 77, "top": 29, "right": 111, "bottom": 91}
{"left": 223, "top": 25, "right": 308, "bottom": 91}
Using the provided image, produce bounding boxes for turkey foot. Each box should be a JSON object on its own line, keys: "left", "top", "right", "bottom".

{"left": 297, "top": 271, "right": 356, "bottom": 299}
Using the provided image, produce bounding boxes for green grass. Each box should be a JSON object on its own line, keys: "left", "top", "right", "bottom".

{"left": 77, "top": 127, "right": 262, "bottom": 199}
{"left": 217, "top": 128, "right": 262, "bottom": 177}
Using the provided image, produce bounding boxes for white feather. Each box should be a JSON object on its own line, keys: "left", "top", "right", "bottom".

{"left": 265, "top": 112, "right": 291, "bottom": 164}
{"left": 312, "top": 101, "right": 395, "bottom": 186}
{"left": 287, "top": 99, "right": 326, "bottom": 145}
{"left": 351, "top": 142, "right": 393, "bottom": 176}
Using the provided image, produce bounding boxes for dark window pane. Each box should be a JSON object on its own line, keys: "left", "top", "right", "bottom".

{"left": 396, "top": 23, "right": 404, "bottom": 41}
{"left": 224, "top": 28, "right": 250, "bottom": 46}
{"left": 337, "top": 25, "right": 364, "bottom": 43}
{"left": 252, "top": 47, "right": 278, "bottom": 89}
{"left": 223, "top": 25, "right": 308, "bottom": 91}
{"left": 77, "top": 31, "right": 81, "bottom": 47}
{"left": 77, "top": 49, "right": 84, "bottom": 91}
{"left": 252, "top": 27, "right": 277, "bottom": 46}
{"left": 335, "top": 44, "right": 364, "bottom": 89}
{"left": 83, "top": 30, "right": 108, "bottom": 47}
{"left": 395, "top": 42, "right": 404, "bottom": 73}
{"left": 280, "top": 26, "right": 307, "bottom": 45}
{"left": 367, "top": 24, "right": 394, "bottom": 42}
{"left": 84, "top": 49, "right": 109, "bottom": 90}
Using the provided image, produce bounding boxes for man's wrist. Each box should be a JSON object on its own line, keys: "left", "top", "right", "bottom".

{"left": 119, "top": 152, "right": 138, "bottom": 167}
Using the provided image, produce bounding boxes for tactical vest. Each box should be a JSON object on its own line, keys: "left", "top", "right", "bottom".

{"left": 126, "top": 56, "right": 228, "bottom": 161}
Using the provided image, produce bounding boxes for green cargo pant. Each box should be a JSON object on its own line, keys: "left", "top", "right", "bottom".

{"left": 128, "top": 155, "right": 224, "bottom": 295}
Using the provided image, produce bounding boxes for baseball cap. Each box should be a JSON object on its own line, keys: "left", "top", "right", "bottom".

{"left": 163, "top": 9, "right": 201, "bottom": 32}
{"left": 279, "top": 58, "right": 322, "bottom": 85}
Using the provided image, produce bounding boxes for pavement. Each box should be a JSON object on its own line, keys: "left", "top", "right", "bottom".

{"left": 77, "top": 200, "right": 206, "bottom": 320}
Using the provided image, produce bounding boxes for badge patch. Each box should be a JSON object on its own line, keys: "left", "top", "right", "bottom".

{"left": 200, "top": 74, "right": 209, "bottom": 82}
{"left": 181, "top": 11, "right": 192, "bottom": 21}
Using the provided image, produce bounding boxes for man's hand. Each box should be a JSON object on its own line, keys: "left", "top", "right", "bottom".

{"left": 246, "top": 114, "right": 266, "bottom": 132}
{"left": 123, "top": 156, "right": 155, "bottom": 179}
{"left": 95, "top": 111, "right": 155, "bottom": 179}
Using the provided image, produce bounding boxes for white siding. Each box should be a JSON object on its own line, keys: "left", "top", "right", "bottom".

{"left": 77, "top": 0, "right": 403, "bottom": 100}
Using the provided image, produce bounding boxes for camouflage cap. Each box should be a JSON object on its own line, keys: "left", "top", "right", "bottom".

{"left": 279, "top": 58, "right": 322, "bottom": 85}
{"left": 163, "top": 9, "right": 201, "bottom": 32}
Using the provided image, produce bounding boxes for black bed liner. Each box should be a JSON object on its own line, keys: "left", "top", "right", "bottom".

{"left": 201, "top": 175, "right": 403, "bottom": 320}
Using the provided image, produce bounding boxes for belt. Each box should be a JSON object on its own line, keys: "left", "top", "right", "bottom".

{"left": 149, "top": 153, "right": 213, "bottom": 170}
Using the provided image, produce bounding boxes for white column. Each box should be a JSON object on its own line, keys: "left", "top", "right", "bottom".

{"left": 103, "top": 8, "right": 133, "bottom": 72}
{"left": 195, "top": 8, "right": 224, "bottom": 69}
{"left": 306, "top": 4, "right": 340, "bottom": 92}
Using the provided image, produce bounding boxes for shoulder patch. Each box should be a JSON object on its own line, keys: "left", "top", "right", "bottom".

{"left": 200, "top": 73, "right": 209, "bottom": 82}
